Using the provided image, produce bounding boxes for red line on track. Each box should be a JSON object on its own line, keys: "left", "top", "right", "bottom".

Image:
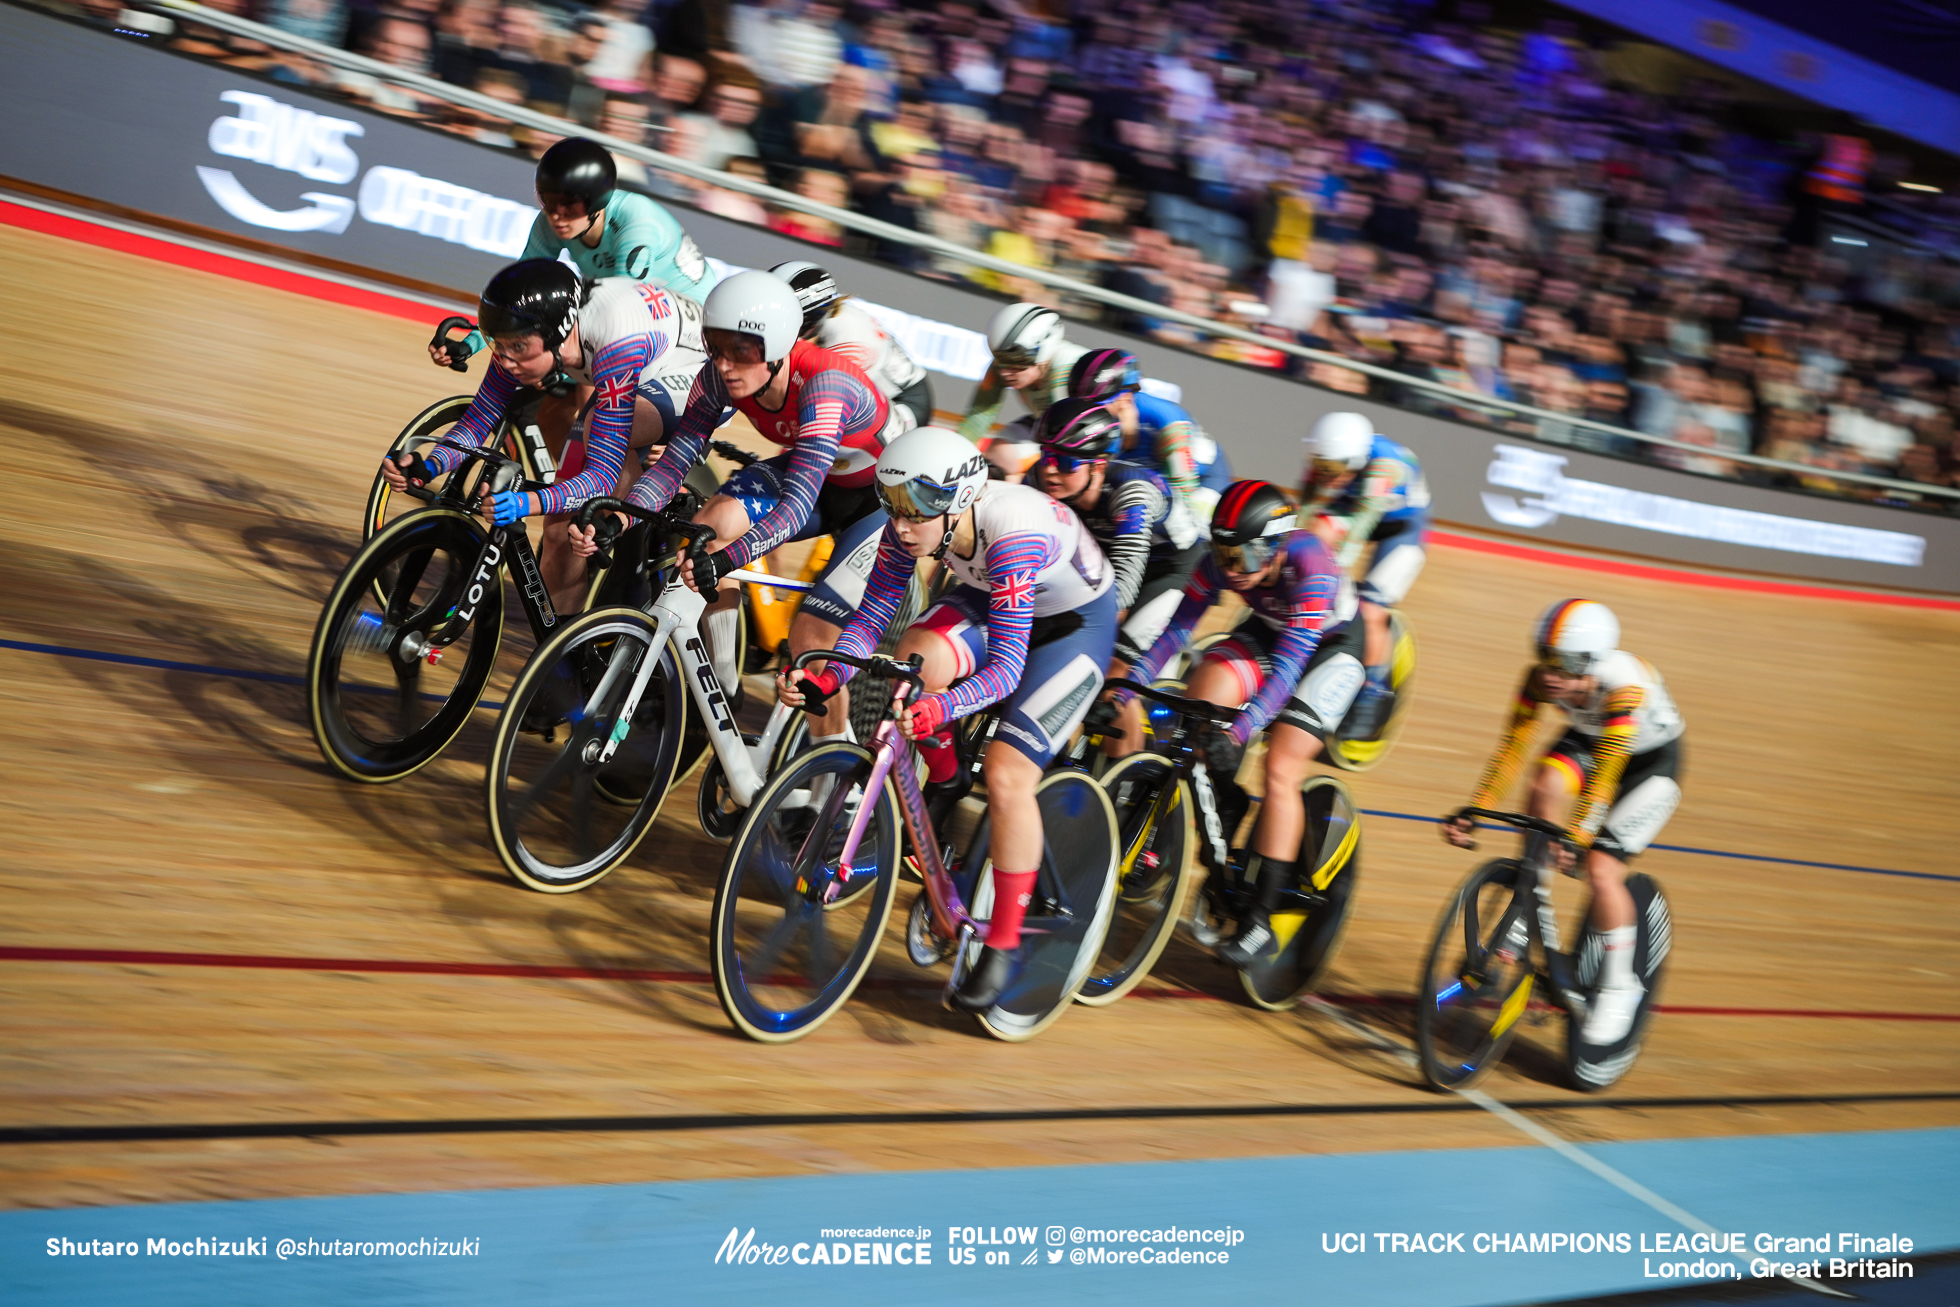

{"left": 7, "top": 945, "right": 1957, "bottom": 1023}
{"left": 1429, "top": 529, "right": 1960, "bottom": 610}
{"left": 0, "top": 199, "right": 443, "bottom": 325}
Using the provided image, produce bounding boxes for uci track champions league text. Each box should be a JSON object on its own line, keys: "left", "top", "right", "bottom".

{"left": 1320, "top": 1226, "right": 1921, "bottom": 1284}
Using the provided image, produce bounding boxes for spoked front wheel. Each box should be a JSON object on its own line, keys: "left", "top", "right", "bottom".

{"left": 485, "top": 607, "right": 686, "bottom": 892}
{"left": 1076, "top": 755, "right": 1195, "bottom": 1006}
{"left": 307, "top": 508, "right": 504, "bottom": 783}
{"left": 1239, "top": 775, "right": 1364, "bottom": 1010}
{"left": 1415, "top": 858, "right": 1536, "bottom": 1090}
{"left": 962, "top": 771, "right": 1119, "bottom": 1041}
{"left": 711, "top": 741, "right": 902, "bottom": 1043}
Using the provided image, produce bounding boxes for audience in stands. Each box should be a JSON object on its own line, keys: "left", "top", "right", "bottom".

{"left": 64, "top": 0, "right": 1960, "bottom": 504}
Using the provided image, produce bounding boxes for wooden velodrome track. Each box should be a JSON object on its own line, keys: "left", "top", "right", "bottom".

{"left": 1, "top": 217, "right": 1957, "bottom": 1213}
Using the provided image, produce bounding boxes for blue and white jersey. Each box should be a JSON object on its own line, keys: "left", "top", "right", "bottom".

{"left": 1309, "top": 434, "right": 1430, "bottom": 526}
{"left": 1073, "top": 459, "right": 1198, "bottom": 609}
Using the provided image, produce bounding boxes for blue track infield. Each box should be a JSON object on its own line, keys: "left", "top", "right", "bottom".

{"left": 7, "top": 1127, "right": 1957, "bottom": 1306}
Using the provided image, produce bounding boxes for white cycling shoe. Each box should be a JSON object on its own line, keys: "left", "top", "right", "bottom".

{"left": 1581, "top": 980, "right": 1645, "bottom": 1045}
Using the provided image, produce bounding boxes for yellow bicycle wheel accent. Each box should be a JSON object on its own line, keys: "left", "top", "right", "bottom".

{"left": 1326, "top": 609, "right": 1417, "bottom": 773}
{"left": 1311, "top": 812, "right": 1360, "bottom": 891}
{"left": 1489, "top": 974, "right": 1534, "bottom": 1040}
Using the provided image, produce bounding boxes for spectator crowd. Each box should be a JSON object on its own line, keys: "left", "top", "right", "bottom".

{"left": 58, "top": 0, "right": 1960, "bottom": 507}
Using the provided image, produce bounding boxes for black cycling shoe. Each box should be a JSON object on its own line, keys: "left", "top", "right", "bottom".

{"left": 1216, "top": 907, "right": 1278, "bottom": 968}
{"left": 1343, "top": 679, "right": 1395, "bottom": 739}
{"left": 950, "top": 945, "right": 1015, "bottom": 1012}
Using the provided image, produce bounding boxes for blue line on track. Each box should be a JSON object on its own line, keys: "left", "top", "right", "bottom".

{"left": 0, "top": 637, "right": 503, "bottom": 710}
{"left": 3, "top": 634, "right": 1946, "bottom": 883}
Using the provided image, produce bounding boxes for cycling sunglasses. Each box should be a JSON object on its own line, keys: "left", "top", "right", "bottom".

{"left": 1309, "top": 456, "right": 1360, "bottom": 484}
{"left": 1213, "top": 535, "right": 1281, "bottom": 575}
{"left": 1536, "top": 651, "right": 1595, "bottom": 676}
{"left": 993, "top": 346, "right": 1041, "bottom": 371}
{"left": 877, "top": 478, "right": 960, "bottom": 523}
{"left": 705, "top": 329, "right": 766, "bottom": 366}
{"left": 1036, "top": 450, "right": 1101, "bottom": 474}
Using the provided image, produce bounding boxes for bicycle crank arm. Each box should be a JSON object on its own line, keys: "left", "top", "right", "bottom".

{"left": 940, "top": 923, "right": 978, "bottom": 1009}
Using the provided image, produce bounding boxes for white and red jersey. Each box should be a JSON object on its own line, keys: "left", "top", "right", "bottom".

{"left": 811, "top": 301, "right": 927, "bottom": 399}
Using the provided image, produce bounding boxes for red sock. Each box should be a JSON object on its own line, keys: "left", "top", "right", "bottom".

{"left": 986, "top": 869, "right": 1039, "bottom": 952}
{"left": 922, "top": 727, "right": 959, "bottom": 783}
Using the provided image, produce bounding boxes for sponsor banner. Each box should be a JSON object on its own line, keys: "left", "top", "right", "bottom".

{"left": 4, "top": 4, "right": 1953, "bottom": 589}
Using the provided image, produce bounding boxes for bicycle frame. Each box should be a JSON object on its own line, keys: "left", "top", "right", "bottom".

{"left": 1455, "top": 809, "right": 1588, "bottom": 1015}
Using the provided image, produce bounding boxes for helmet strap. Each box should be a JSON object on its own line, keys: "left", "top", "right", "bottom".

{"left": 576, "top": 203, "right": 605, "bottom": 244}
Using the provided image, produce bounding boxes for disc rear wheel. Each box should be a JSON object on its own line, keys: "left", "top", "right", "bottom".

{"left": 1238, "top": 775, "right": 1363, "bottom": 1010}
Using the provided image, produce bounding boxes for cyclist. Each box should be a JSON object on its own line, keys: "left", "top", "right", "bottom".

{"left": 957, "top": 302, "right": 1088, "bottom": 454}
{"left": 1031, "top": 398, "right": 1202, "bottom": 707}
{"left": 771, "top": 260, "right": 935, "bottom": 440}
{"left": 385, "top": 258, "right": 708, "bottom": 617}
{"left": 1097, "top": 480, "right": 1353, "bottom": 969}
{"left": 570, "top": 269, "right": 891, "bottom": 743}
{"left": 428, "top": 139, "right": 717, "bottom": 487}
{"left": 1069, "top": 347, "right": 1233, "bottom": 527}
{"left": 778, "top": 426, "right": 1116, "bottom": 1011}
{"left": 1441, "top": 600, "right": 1685, "bottom": 1046}
{"left": 1299, "top": 411, "right": 1430, "bottom": 736}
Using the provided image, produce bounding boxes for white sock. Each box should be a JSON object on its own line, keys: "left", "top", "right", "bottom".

{"left": 813, "top": 728, "right": 854, "bottom": 744}
{"left": 1600, "top": 925, "right": 1637, "bottom": 989}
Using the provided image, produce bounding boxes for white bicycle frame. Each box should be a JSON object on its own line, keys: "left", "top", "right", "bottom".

{"left": 596, "top": 564, "right": 815, "bottom": 809}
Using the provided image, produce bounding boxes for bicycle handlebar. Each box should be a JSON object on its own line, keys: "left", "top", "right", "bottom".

{"left": 1108, "top": 678, "right": 1241, "bottom": 727}
{"left": 1449, "top": 807, "right": 1571, "bottom": 840}
{"left": 793, "top": 649, "right": 927, "bottom": 703}
{"left": 430, "top": 316, "right": 475, "bottom": 373}
{"left": 573, "top": 494, "right": 713, "bottom": 578}
{"left": 708, "top": 439, "right": 759, "bottom": 467}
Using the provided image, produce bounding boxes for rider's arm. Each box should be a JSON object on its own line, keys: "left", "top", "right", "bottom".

{"left": 1111, "top": 556, "right": 1222, "bottom": 699}
{"left": 829, "top": 525, "right": 917, "bottom": 674}
{"left": 1567, "top": 685, "right": 1642, "bottom": 848}
{"left": 1101, "top": 477, "right": 1159, "bottom": 610}
{"left": 1328, "top": 456, "right": 1401, "bottom": 574}
{"left": 715, "top": 372, "right": 859, "bottom": 568}
{"left": 955, "top": 366, "right": 1007, "bottom": 443}
{"left": 534, "top": 337, "right": 651, "bottom": 515}
{"left": 1231, "top": 572, "right": 1337, "bottom": 746}
{"left": 419, "top": 359, "right": 520, "bottom": 476}
{"left": 1153, "top": 415, "right": 1204, "bottom": 511}
{"left": 928, "top": 532, "right": 1047, "bottom": 721}
{"left": 624, "top": 365, "right": 725, "bottom": 511}
{"left": 1467, "top": 675, "right": 1544, "bottom": 810}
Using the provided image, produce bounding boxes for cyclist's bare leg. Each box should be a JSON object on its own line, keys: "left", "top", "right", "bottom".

{"left": 538, "top": 397, "right": 666, "bottom": 615}
{"left": 981, "top": 740, "right": 1043, "bottom": 870}
{"left": 1525, "top": 760, "right": 1633, "bottom": 933}
{"left": 1251, "top": 721, "right": 1323, "bottom": 862}
{"left": 1359, "top": 598, "right": 1392, "bottom": 668}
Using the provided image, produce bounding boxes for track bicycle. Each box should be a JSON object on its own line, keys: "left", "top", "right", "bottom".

{"left": 709, "top": 650, "right": 1119, "bottom": 1044}
{"left": 482, "top": 495, "right": 833, "bottom": 891}
{"left": 308, "top": 432, "right": 653, "bottom": 783}
{"left": 1414, "top": 808, "right": 1672, "bottom": 1092}
{"left": 1090, "top": 682, "right": 1364, "bottom": 1010}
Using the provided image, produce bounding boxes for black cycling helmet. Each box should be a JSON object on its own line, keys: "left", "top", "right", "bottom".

{"left": 478, "top": 258, "right": 586, "bottom": 353}
{"left": 769, "top": 259, "right": 839, "bottom": 337}
{"left": 535, "top": 137, "right": 616, "bottom": 215}
{"left": 1209, "top": 479, "right": 1297, "bottom": 574}
{"left": 1068, "top": 347, "right": 1142, "bottom": 401}
{"left": 1035, "top": 397, "right": 1122, "bottom": 463}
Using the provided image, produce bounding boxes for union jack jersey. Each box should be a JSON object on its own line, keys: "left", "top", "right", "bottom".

{"left": 425, "top": 277, "right": 707, "bottom": 515}
{"left": 834, "top": 481, "right": 1112, "bottom": 721}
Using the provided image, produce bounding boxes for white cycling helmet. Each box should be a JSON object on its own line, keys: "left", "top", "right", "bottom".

{"left": 1534, "top": 599, "right": 1619, "bottom": 674}
{"left": 1307, "top": 411, "right": 1377, "bottom": 472}
{"left": 876, "top": 426, "right": 990, "bottom": 522}
{"left": 768, "top": 259, "right": 837, "bottom": 336}
{"left": 703, "top": 269, "right": 802, "bottom": 363}
{"left": 987, "top": 302, "right": 1065, "bottom": 371}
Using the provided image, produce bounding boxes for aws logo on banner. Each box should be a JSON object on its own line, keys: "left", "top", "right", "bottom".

{"left": 198, "top": 90, "right": 536, "bottom": 256}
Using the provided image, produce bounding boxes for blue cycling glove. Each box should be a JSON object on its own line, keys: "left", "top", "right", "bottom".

{"left": 490, "top": 489, "right": 532, "bottom": 527}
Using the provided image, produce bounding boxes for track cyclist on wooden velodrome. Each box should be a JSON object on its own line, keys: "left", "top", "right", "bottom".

{"left": 1441, "top": 600, "right": 1687, "bottom": 1047}
{"left": 569, "top": 268, "right": 895, "bottom": 745}
{"left": 422, "top": 137, "right": 720, "bottom": 496}
{"left": 1091, "top": 478, "right": 1354, "bottom": 969}
{"left": 778, "top": 425, "right": 1119, "bottom": 1012}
